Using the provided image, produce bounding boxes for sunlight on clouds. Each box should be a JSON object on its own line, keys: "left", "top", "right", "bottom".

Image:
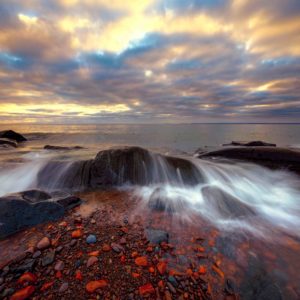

{"left": 0, "top": 103, "right": 131, "bottom": 117}
{"left": 18, "top": 13, "right": 38, "bottom": 25}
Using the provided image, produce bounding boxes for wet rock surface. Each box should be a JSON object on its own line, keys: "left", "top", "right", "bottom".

{"left": 0, "top": 130, "right": 27, "bottom": 143}
{"left": 223, "top": 141, "right": 276, "bottom": 147}
{"left": 0, "top": 139, "right": 18, "bottom": 148}
{"left": 0, "top": 190, "right": 82, "bottom": 239}
{"left": 196, "top": 147, "right": 300, "bottom": 174}
{"left": 44, "top": 145, "right": 84, "bottom": 151}
{"left": 37, "top": 146, "right": 204, "bottom": 190}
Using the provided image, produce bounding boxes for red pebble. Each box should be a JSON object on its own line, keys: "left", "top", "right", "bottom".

{"left": 86, "top": 280, "right": 108, "bottom": 293}
{"left": 75, "top": 270, "right": 83, "bottom": 281}
{"left": 71, "top": 229, "right": 82, "bottom": 238}
{"left": 17, "top": 272, "right": 37, "bottom": 284}
{"left": 135, "top": 256, "right": 148, "bottom": 267}
{"left": 10, "top": 286, "right": 35, "bottom": 300}
{"left": 198, "top": 265, "right": 207, "bottom": 275}
{"left": 139, "top": 283, "right": 155, "bottom": 296}
{"left": 40, "top": 281, "right": 54, "bottom": 291}
{"left": 55, "top": 271, "right": 62, "bottom": 278}
{"left": 157, "top": 261, "right": 167, "bottom": 275}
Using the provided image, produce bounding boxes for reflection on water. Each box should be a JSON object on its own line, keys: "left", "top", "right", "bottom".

{"left": 1, "top": 123, "right": 300, "bottom": 154}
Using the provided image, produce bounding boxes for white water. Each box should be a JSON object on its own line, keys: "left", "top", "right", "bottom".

{"left": 0, "top": 150, "right": 300, "bottom": 238}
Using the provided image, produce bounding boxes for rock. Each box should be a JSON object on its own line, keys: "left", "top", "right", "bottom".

{"left": 58, "top": 282, "right": 69, "bottom": 293}
{"left": 86, "top": 234, "right": 97, "bottom": 244}
{"left": 135, "top": 256, "right": 148, "bottom": 267}
{"left": 32, "top": 251, "right": 41, "bottom": 258}
{"left": 196, "top": 147, "right": 300, "bottom": 174}
{"left": 0, "top": 138, "right": 17, "bottom": 148}
{"left": 139, "top": 283, "right": 155, "bottom": 296}
{"left": 223, "top": 141, "right": 276, "bottom": 147}
{"left": 202, "top": 186, "right": 255, "bottom": 219}
{"left": 145, "top": 228, "right": 169, "bottom": 244}
{"left": 11, "top": 259, "right": 36, "bottom": 274}
{"left": 54, "top": 261, "right": 64, "bottom": 271}
{"left": 0, "top": 190, "right": 81, "bottom": 239}
{"left": 42, "top": 251, "right": 55, "bottom": 267}
{"left": 44, "top": 145, "right": 83, "bottom": 151}
{"left": 37, "top": 146, "right": 204, "bottom": 190}
{"left": 2, "top": 288, "right": 15, "bottom": 298}
{"left": 111, "top": 243, "right": 124, "bottom": 253}
{"left": 87, "top": 256, "right": 98, "bottom": 267}
{"left": 86, "top": 280, "right": 108, "bottom": 293}
{"left": 37, "top": 237, "right": 51, "bottom": 250}
{"left": 0, "top": 130, "right": 27, "bottom": 142}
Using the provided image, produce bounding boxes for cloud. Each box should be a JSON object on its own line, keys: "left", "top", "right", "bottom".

{"left": 0, "top": 0, "right": 299, "bottom": 123}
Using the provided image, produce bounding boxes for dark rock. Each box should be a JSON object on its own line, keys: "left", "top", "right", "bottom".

{"left": 202, "top": 186, "right": 255, "bottom": 219}
{"left": 223, "top": 141, "right": 276, "bottom": 147}
{"left": 44, "top": 145, "right": 83, "bottom": 151}
{"left": 145, "top": 228, "right": 169, "bottom": 244}
{"left": 0, "top": 130, "right": 27, "bottom": 142}
{"left": 196, "top": 147, "right": 300, "bottom": 174}
{"left": 11, "top": 259, "right": 35, "bottom": 274}
{"left": 37, "top": 146, "right": 204, "bottom": 190}
{"left": 42, "top": 251, "right": 55, "bottom": 267}
{"left": 0, "top": 190, "right": 81, "bottom": 239}
{"left": 58, "top": 282, "right": 69, "bottom": 293}
{"left": 0, "top": 138, "right": 17, "bottom": 148}
{"left": 111, "top": 243, "right": 124, "bottom": 253}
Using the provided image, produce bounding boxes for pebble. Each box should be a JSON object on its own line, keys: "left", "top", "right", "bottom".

{"left": 32, "top": 251, "right": 41, "bottom": 258}
{"left": 86, "top": 234, "right": 97, "bottom": 244}
{"left": 90, "top": 219, "right": 96, "bottom": 224}
{"left": 111, "top": 243, "right": 124, "bottom": 253}
{"left": 59, "top": 282, "right": 69, "bottom": 293}
{"left": 56, "top": 246, "right": 63, "bottom": 253}
{"left": 37, "top": 237, "right": 51, "bottom": 250}
{"left": 2, "top": 288, "right": 14, "bottom": 297}
{"left": 54, "top": 261, "right": 65, "bottom": 271}
{"left": 42, "top": 251, "right": 55, "bottom": 267}
{"left": 168, "top": 276, "right": 178, "bottom": 287}
{"left": 70, "top": 239, "right": 77, "bottom": 247}
{"left": 167, "top": 282, "right": 176, "bottom": 294}
{"left": 87, "top": 256, "right": 98, "bottom": 267}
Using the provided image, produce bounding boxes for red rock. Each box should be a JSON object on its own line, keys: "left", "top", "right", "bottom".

{"left": 86, "top": 280, "right": 108, "bottom": 293}
{"left": 132, "top": 272, "right": 140, "bottom": 278}
{"left": 198, "top": 265, "right": 206, "bottom": 275}
{"left": 17, "top": 272, "right": 37, "bottom": 284}
{"left": 10, "top": 286, "right": 35, "bottom": 300}
{"left": 88, "top": 250, "right": 100, "bottom": 257}
{"left": 56, "top": 271, "right": 62, "bottom": 278}
{"left": 186, "top": 268, "right": 193, "bottom": 276}
{"left": 157, "top": 261, "right": 167, "bottom": 275}
{"left": 149, "top": 266, "right": 155, "bottom": 273}
{"left": 40, "top": 281, "right": 54, "bottom": 291}
{"left": 135, "top": 256, "right": 148, "bottom": 267}
{"left": 87, "top": 256, "right": 98, "bottom": 267}
{"left": 75, "top": 270, "right": 83, "bottom": 281}
{"left": 139, "top": 283, "right": 155, "bottom": 296}
{"left": 36, "top": 237, "right": 51, "bottom": 250}
{"left": 195, "top": 246, "right": 205, "bottom": 252}
{"left": 131, "top": 251, "right": 138, "bottom": 258}
{"left": 158, "top": 280, "right": 165, "bottom": 289}
{"left": 102, "top": 244, "right": 111, "bottom": 252}
{"left": 71, "top": 229, "right": 82, "bottom": 238}
{"left": 59, "top": 221, "right": 67, "bottom": 227}
{"left": 146, "top": 246, "right": 153, "bottom": 252}
{"left": 120, "top": 255, "right": 126, "bottom": 263}
{"left": 121, "top": 227, "right": 128, "bottom": 233}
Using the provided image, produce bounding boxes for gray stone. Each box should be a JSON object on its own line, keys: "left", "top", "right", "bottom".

{"left": 42, "top": 251, "right": 55, "bottom": 267}
{"left": 145, "top": 228, "right": 169, "bottom": 244}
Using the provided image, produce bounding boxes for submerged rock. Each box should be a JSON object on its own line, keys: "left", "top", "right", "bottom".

{"left": 37, "top": 146, "right": 204, "bottom": 189}
{"left": 0, "top": 130, "right": 27, "bottom": 142}
{"left": 196, "top": 147, "right": 300, "bottom": 174}
{"left": 223, "top": 141, "right": 276, "bottom": 147}
{"left": 0, "top": 139, "right": 17, "bottom": 148}
{"left": 44, "top": 145, "right": 84, "bottom": 151}
{"left": 0, "top": 190, "right": 82, "bottom": 239}
{"left": 145, "top": 228, "right": 169, "bottom": 244}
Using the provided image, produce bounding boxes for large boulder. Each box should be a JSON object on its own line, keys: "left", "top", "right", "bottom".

{"left": 196, "top": 147, "right": 300, "bottom": 174}
{"left": 0, "top": 190, "right": 82, "bottom": 239}
{"left": 37, "top": 146, "right": 203, "bottom": 189}
{"left": 0, "top": 130, "right": 27, "bottom": 142}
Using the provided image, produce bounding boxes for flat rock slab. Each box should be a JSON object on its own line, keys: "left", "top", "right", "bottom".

{"left": 0, "top": 189, "right": 82, "bottom": 239}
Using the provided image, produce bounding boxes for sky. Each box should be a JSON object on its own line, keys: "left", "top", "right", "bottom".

{"left": 0, "top": 0, "right": 299, "bottom": 124}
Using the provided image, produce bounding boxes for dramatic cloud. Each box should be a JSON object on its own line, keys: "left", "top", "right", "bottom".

{"left": 0, "top": 0, "right": 299, "bottom": 123}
